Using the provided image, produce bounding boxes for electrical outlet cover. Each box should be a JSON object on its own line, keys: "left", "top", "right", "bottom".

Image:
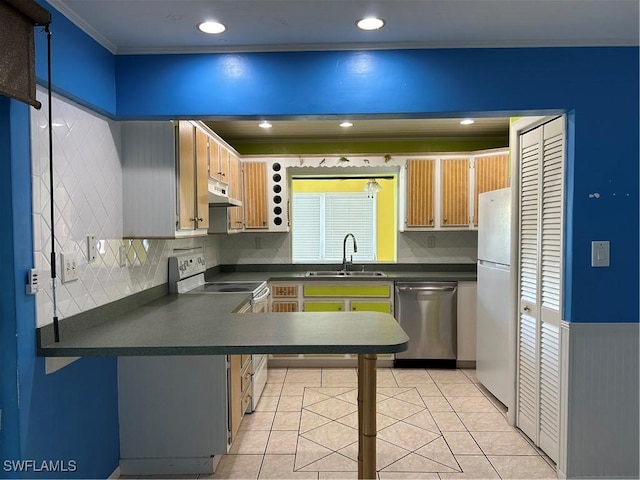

{"left": 60, "top": 252, "right": 78, "bottom": 283}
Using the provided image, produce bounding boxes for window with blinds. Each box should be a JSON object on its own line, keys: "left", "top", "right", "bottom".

{"left": 292, "top": 192, "right": 376, "bottom": 263}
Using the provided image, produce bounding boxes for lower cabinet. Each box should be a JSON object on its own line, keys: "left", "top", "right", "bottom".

{"left": 228, "top": 354, "right": 252, "bottom": 445}
{"left": 269, "top": 281, "right": 394, "bottom": 365}
{"left": 118, "top": 355, "right": 228, "bottom": 476}
{"left": 457, "top": 281, "right": 477, "bottom": 365}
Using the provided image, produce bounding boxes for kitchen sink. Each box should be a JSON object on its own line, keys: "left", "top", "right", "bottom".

{"left": 305, "top": 270, "right": 387, "bottom": 278}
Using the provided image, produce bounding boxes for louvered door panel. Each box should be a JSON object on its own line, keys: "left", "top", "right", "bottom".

{"left": 406, "top": 159, "right": 435, "bottom": 227}
{"left": 244, "top": 162, "right": 268, "bottom": 229}
{"left": 473, "top": 153, "right": 510, "bottom": 225}
{"left": 518, "top": 313, "right": 538, "bottom": 436}
{"left": 539, "top": 322, "right": 560, "bottom": 460}
{"left": 440, "top": 158, "right": 469, "bottom": 227}
{"left": 541, "top": 120, "right": 564, "bottom": 314}
{"left": 519, "top": 137, "right": 540, "bottom": 306}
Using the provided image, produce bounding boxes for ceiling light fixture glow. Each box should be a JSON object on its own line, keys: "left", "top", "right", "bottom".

{"left": 340, "top": 121, "right": 353, "bottom": 128}
{"left": 460, "top": 118, "right": 475, "bottom": 125}
{"left": 198, "top": 21, "right": 226, "bottom": 34}
{"left": 258, "top": 121, "right": 272, "bottom": 129}
{"left": 356, "top": 17, "right": 385, "bottom": 31}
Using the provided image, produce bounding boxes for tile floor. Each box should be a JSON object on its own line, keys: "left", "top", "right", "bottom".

{"left": 127, "top": 367, "right": 557, "bottom": 480}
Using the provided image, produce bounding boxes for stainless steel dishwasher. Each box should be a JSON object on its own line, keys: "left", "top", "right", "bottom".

{"left": 394, "top": 282, "right": 457, "bottom": 368}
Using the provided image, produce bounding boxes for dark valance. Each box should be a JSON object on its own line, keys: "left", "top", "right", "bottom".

{"left": 0, "top": 0, "right": 51, "bottom": 108}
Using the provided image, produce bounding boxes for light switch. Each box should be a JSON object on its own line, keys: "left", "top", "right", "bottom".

{"left": 591, "top": 241, "right": 610, "bottom": 267}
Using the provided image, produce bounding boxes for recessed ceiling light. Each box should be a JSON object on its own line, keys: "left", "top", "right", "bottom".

{"left": 340, "top": 121, "right": 353, "bottom": 128}
{"left": 356, "top": 17, "right": 385, "bottom": 31}
{"left": 460, "top": 118, "right": 475, "bottom": 125}
{"left": 197, "top": 21, "right": 226, "bottom": 34}
{"left": 258, "top": 121, "right": 272, "bottom": 129}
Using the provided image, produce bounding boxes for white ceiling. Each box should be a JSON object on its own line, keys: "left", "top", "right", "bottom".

{"left": 48, "top": 0, "right": 638, "bottom": 144}
{"left": 49, "top": 0, "right": 639, "bottom": 55}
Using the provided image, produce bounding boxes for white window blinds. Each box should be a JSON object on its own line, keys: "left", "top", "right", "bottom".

{"left": 292, "top": 192, "right": 376, "bottom": 263}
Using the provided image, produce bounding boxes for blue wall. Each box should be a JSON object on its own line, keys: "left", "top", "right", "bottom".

{"left": 114, "top": 47, "right": 639, "bottom": 324}
{"left": 0, "top": 3, "right": 120, "bottom": 479}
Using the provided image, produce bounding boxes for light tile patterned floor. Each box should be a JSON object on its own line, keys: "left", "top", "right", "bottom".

{"left": 211, "top": 367, "right": 557, "bottom": 480}
{"left": 127, "top": 367, "right": 557, "bottom": 480}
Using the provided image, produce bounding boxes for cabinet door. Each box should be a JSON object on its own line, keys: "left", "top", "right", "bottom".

{"left": 406, "top": 159, "right": 435, "bottom": 227}
{"left": 244, "top": 162, "right": 268, "bottom": 229}
{"left": 473, "top": 153, "right": 509, "bottom": 226}
{"left": 178, "top": 121, "right": 197, "bottom": 230}
{"left": 218, "top": 147, "right": 230, "bottom": 184}
{"left": 228, "top": 354, "right": 242, "bottom": 446}
{"left": 195, "top": 128, "right": 210, "bottom": 229}
{"left": 440, "top": 158, "right": 470, "bottom": 227}
{"left": 228, "top": 154, "right": 244, "bottom": 230}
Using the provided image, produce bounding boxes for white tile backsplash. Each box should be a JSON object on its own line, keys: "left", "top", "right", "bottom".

{"left": 30, "top": 89, "right": 220, "bottom": 328}
{"left": 217, "top": 231, "right": 477, "bottom": 265}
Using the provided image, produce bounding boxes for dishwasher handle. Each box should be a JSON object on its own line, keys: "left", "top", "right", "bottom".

{"left": 396, "top": 286, "right": 456, "bottom": 292}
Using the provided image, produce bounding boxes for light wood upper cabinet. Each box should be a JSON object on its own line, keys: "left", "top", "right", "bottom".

{"left": 178, "top": 121, "right": 197, "bottom": 230}
{"left": 122, "top": 120, "right": 211, "bottom": 238}
{"left": 405, "top": 159, "right": 435, "bottom": 228}
{"left": 228, "top": 153, "right": 244, "bottom": 231}
{"left": 473, "top": 153, "right": 509, "bottom": 226}
{"left": 177, "top": 122, "right": 209, "bottom": 231}
{"left": 440, "top": 157, "right": 470, "bottom": 227}
{"left": 402, "top": 149, "right": 508, "bottom": 231}
{"left": 195, "top": 128, "right": 210, "bottom": 229}
{"left": 243, "top": 162, "right": 268, "bottom": 229}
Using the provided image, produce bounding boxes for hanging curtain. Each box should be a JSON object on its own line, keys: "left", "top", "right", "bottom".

{"left": 0, "top": 0, "right": 51, "bottom": 109}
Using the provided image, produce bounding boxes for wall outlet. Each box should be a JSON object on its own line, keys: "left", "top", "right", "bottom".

{"left": 119, "top": 245, "right": 127, "bottom": 267}
{"left": 87, "top": 235, "right": 97, "bottom": 262}
{"left": 426, "top": 235, "right": 436, "bottom": 248}
{"left": 26, "top": 268, "right": 40, "bottom": 295}
{"left": 60, "top": 252, "right": 78, "bottom": 283}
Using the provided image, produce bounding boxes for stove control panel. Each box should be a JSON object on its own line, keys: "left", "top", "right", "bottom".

{"left": 168, "top": 253, "right": 206, "bottom": 284}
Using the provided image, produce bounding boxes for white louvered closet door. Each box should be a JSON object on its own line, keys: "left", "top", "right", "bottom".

{"left": 517, "top": 117, "right": 565, "bottom": 463}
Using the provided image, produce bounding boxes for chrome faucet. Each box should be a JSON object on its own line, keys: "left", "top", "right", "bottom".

{"left": 342, "top": 233, "right": 358, "bottom": 271}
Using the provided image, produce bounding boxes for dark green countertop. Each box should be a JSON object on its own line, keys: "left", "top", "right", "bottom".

{"left": 38, "top": 293, "right": 409, "bottom": 357}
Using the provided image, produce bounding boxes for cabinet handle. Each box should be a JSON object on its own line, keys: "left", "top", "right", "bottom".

{"left": 443, "top": 218, "right": 448, "bottom": 223}
{"left": 523, "top": 306, "right": 530, "bottom": 312}
{"left": 218, "top": 172, "right": 225, "bottom": 177}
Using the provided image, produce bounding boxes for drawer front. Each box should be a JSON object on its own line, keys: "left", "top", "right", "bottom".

{"left": 303, "top": 284, "right": 391, "bottom": 298}
{"left": 304, "top": 301, "right": 344, "bottom": 312}
{"left": 272, "top": 301, "right": 299, "bottom": 312}
{"left": 241, "top": 367, "right": 252, "bottom": 394}
{"left": 350, "top": 301, "right": 392, "bottom": 313}
{"left": 272, "top": 285, "right": 299, "bottom": 297}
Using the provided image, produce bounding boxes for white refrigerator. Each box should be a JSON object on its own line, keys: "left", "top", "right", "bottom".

{"left": 476, "top": 187, "right": 512, "bottom": 406}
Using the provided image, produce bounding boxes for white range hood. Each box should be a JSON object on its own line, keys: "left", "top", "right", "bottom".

{"left": 208, "top": 177, "right": 242, "bottom": 207}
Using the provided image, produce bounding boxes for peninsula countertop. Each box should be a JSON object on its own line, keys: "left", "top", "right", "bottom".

{"left": 38, "top": 293, "right": 409, "bottom": 357}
